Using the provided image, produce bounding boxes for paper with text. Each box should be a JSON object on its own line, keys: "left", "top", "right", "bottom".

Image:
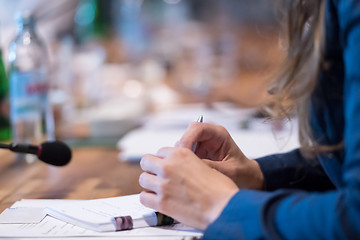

{"left": 0, "top": 196, "right": 203, "bottom": 238}
{"left": 0, "top": 215, "right": 201, "bottom": 238}
{"left": 44, "top": 194, "right": 157, "bottom": 231}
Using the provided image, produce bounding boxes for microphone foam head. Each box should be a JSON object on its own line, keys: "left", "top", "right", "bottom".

{"left": 38, "top": 141, "right": 72, "bottom": 166}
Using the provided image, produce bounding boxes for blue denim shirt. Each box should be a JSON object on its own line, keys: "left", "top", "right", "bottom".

{"left": 204, "top": 0, "right": 360, "bottom": 239}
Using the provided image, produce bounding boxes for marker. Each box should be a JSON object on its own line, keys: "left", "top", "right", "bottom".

{"left": 192, "top": 115, "right": 204, "bottom": 152}
{"left": 113, "top": 212, "right": 175, "bottom": 231}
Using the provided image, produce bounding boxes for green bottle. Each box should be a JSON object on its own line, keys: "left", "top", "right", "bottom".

{"left": 74, "top": 0, "right": 110, "bottom": 44}
{"left": 0, "top": 48, "right": 10, "bottom": 141}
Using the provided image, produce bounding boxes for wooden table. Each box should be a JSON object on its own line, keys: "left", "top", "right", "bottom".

{"left": 0, "top": 147, "right": 143, "bottom": 213}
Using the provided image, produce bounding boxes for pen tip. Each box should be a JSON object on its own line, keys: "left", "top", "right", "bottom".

{"left": 197, "top": 115, "right": 204, "bottom": 123}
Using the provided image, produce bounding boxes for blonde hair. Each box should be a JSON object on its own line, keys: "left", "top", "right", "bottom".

{"left": 265, "top": 0, "right": 339, "bottom": 156}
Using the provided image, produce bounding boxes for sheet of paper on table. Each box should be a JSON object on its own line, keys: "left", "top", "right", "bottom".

{"left": 0, "top": 197, "right": 202, "bottom": 239}
{"left": 118, "top": 102, "right": 299, "bottom": 161}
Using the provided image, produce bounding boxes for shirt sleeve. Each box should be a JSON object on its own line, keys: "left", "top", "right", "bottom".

{"left": 204, "top": 189, "right": 358, "bottom": 240}
{"left": 256, "top": 149, "right": 335, "bottom": 191}
{"left": 204, "top": 0, "right": 360, "bottom": 239}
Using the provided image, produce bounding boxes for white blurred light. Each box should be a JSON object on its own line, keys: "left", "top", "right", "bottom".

{"left": 122, "top": 79, "right": 144, "bottom": 98}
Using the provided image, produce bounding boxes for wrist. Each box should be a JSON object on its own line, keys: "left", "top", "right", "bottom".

{"left": 205, "top": 187, "right": 238, "bottom": 229}
{"left": 250, "top": 160, "right": 265, "bottom": 190}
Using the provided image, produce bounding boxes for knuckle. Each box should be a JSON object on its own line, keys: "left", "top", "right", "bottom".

{"left": 188, "top": 122, "right": 203, "bottom": 135}
{"left": 215, "top": 124, "right": 226, "bottom": 132}
{"left": 173, "top": 147, "right": 190, "bottom": 157}
{"left": 162, "top": 163, "right": 174, "bottom": 178}
{"left": 138, "top": 172, "right": 146, "bottom": 186}
{"left": 140, "top": 155, "right": 149, "bottom": 170}
{"left": 139, "top": 192, "right": 146, "bottom": 205}
{"left": 158, "top": 180, "right": 171, "bottom": 194}
{"left": 174, "top": 148, "right": 192, "bottom": 162}
{"left": 215, "top": 124, "right": 231, "bottom": 138}
{"left": 139, "top": 191, "right": 151, "bottom": 207}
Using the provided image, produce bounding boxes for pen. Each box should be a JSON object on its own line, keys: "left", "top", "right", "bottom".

{"left": 192, "top": 115, "right": 204, "bottom": 152}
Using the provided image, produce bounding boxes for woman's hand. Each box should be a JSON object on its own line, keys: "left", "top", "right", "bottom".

{"left": 139, "top": 147, "right": 238, "bottom": 230}
{"left": 176, "top": 122, "right": 264, "bottom": 190}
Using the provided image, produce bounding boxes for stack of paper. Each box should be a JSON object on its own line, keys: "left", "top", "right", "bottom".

{"left": 0, "top": 194, "right": 203, "bottom": 239}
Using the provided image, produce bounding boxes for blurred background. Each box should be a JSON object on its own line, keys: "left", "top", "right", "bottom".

{"left": 0, "top": 0, "right": 286, "bottom": 148}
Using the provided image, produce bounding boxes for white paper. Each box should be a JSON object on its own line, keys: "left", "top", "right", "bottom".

{"left": 140, "top": 102, "right": 256, "bottom": 131}
{"left": 117, "top": 102, "right": 256, "bottom": 161}
{"left": 0, "top": 215, "right": 202, "bottom": 238}
{"left": 44, "top": 194, "right": 157, "bottom": 232}
{"left": 0, "top": 199, "right": 82, "bottom": 224}
{"left": 11, "top": 199, "right": 83, "bottom": 208}
{"left": 117, "top": 103, "right": 299, "bottom": 161}
{"left": 0, "top": 208, "right": 45, "bottom": 224}
{"left": 0, "top": 196, "right": 202, "bottom": 238}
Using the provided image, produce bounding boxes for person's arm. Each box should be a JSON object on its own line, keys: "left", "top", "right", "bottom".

{"left": 204, "top": 0, "right": 360, "bottom": 238}
{"left": 256, "top": 149, "right": 335, "bottom": 191}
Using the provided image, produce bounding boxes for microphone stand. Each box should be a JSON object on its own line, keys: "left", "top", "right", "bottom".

{"left": 0, "top": 143, "right": 10, "bottom": 150}
{"left": 0, "top": 142, "right": 39, "bottom": 154}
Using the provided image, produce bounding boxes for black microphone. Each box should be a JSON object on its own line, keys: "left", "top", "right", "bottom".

{"left": 0, "top": 141, "right": 72, "bottom": 166}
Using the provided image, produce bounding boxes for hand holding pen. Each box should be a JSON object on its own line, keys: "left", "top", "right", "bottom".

{"left": 149, "top": 116, "right": 204, "bottom": 226}
{"left": 139, "top": 114, "right": 239, "bottom": 230}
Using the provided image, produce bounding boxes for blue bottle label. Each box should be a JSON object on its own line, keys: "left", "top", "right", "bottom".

{"left": 10, "top": 71, "right": 48, "bottom": 122}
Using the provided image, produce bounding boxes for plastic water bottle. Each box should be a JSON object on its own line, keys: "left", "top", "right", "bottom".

{"left": 8, "top": 13, "right": 54, "bottom": 162}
